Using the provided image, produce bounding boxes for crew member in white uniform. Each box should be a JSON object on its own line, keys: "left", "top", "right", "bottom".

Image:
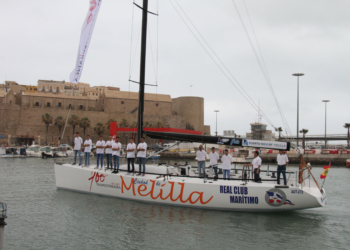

{"left": 112, "top": 136, "right": 121, "bottom": 173}
{"left": 126, "top": 138, "right": 136, "bottom": 174}
{"left": 73, "top": 132, "right": 83, "bottom": 166}
{"left": 209, "top": 147, "right": 220, "bottom": 179}
{"left": 137, "top": 137, "right": 147, "bottom": 176}
{"left": 83, "top": 135, "right": 92, "bottom": 167}
{"left": 221, "top": 149, "right": 233, "bottom": 180}
{"left": 276, "top": 150, "right": 289, "bottom": 185}
{"left": 105, "top": 136, "right": 113, "bottom": 169}
{"left": 95, "top": 136, "right": 105, "bottom": 170}
{"left": 244, "top": 151, "right": 262, "bottom": 182}
{"left": 196, "top": 145, "right": 207, "bottom": 178}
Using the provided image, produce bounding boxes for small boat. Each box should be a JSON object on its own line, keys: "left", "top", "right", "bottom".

{"left": 346, "top": 159, "right": 350, "bottom": 168}
{"left": 26, "top": 145, "right": 42, "bottom": 157}
{"left": 0, "top": 147, "right": 26, "bottom": 158}
{"left": 40, "top": 146, "right": 54, "bottom": 158}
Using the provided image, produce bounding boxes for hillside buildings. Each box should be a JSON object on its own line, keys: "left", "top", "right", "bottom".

{"left": 0, "top": 79, "right": 210, "bottom": 146}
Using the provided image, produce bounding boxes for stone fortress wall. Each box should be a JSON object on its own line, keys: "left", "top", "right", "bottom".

{"left": 0, "top": 82, "right": 209, "bottom": 145}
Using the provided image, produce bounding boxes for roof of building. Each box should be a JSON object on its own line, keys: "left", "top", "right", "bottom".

{"left": 5, "top": 81, "right": 18, "bottom": 85}
{"left": 65, "top": 82, "right": 90, "bottom": 87}
{"left": 22, "top": 92, "right": 96, "bottom": 100}
{"left": 38, "top": 80, "right": 65, "bottom": 85}
{"left": 105, "top": 90, "right": 172, "bottom": 102}
{"left": 0, "top": 88, "right": 13, "bottom": 97}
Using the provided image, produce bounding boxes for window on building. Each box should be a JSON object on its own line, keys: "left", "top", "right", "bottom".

{"left": 121, "top": 101, "right": 124, "bottom": 104}
{"left": 42, "top": 86, "right": 45, "bottom": 91}
{"left": 10, "top": 100, "right": 12, "bottom": 104}
{"left": 35, "top": 102, "right": 39, "bottom": 106}
{"left": 58, "top": 102, "right": 61, "bottom": 107}
{"left": 156, "top": 103, "right": 159, "bottom": 106}
{"left": 47, "top": 102, "right": 50, "bottom": 107}
{"left": 69, "top": 104, "right": 72, "bottom": 108}
{"left": 56, "top": 86, "right": 60, "bottom": 92}
{"left": 96, "top": 93, "right": 98, "bottom": 96}
{"left": 80, "top": 105, "right": 83, "bottom": 110}
{"left": 49, "top": 86, "right": 53, "bottom": 92}
{"left": 30, "top": 88, "right": 32, "bottom": 91}
{"left": 93, "top": 93, "right": 94, "bottom": 96}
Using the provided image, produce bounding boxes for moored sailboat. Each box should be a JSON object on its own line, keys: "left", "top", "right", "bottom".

{"left": 54, "top": 0, "right": 327, "bottom": 212}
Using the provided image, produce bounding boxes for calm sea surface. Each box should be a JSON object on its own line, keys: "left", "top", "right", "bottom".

{"left": 0, "top": 157, "right": 349, "bottom": 250}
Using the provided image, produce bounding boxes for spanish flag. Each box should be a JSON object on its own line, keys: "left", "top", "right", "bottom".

{"left": 320, "top": 163, "right": 331, "bottom": 179}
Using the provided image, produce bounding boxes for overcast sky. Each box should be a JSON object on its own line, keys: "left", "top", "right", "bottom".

{"left": 1, "top": 0, "right": 349, "bottom": 141}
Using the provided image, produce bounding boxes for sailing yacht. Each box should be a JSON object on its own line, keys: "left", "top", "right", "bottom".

{"left": 54, "top": 0, "right": 327, "bottom": 212}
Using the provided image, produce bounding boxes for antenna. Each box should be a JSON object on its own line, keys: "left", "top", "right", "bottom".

{"left": 257, "top": 100, "right": 263, "bottom": 124}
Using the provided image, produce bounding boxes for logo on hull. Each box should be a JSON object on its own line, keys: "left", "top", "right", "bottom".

{"left": 265, "top": 188, "right": 294, "bottom": 207}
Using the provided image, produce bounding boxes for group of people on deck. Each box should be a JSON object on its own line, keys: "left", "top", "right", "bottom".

{"left": 71, "top": 132, "right": 147, "bottom": 175}
{"left": 73, "top": 134, "right": 289, "bottom": 183}
{"left": 196, "top": 145, "right": 289, "bottom": 185}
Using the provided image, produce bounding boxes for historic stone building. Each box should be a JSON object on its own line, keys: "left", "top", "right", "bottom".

{"left": 37, "top": 80, "right": 65, "bottom": 94}
{"left": 0, "top": 88, "right": 210, "bottom": 146}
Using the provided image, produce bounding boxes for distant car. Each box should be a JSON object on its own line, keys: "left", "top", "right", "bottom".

{"left": 59, "top": 144, "right": 71, "bottom": 149}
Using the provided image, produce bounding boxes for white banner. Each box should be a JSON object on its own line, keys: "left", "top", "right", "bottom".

{"left": 70, "top": 0, "right": 102, "bottom": 84}
{"left": 243, "top": 139, "right": 288, "bottom": 150}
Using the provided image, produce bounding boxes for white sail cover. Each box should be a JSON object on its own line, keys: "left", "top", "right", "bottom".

{"left": 70, "top": 0, "right": 102, "bottom": 84}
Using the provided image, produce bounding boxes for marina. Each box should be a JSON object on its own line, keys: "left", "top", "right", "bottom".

{"left": 1, "top": 0, "right": 350, "bottom": 249}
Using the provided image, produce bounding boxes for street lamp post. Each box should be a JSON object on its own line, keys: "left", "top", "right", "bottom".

{"left": 292, "top": 73, "right": 304, "bottom": 148}
{"left": 322, "top": 100, "right": 330, "bottom": 149}
{"left": 214, "top": 110, "right": 220, "bottom": 136}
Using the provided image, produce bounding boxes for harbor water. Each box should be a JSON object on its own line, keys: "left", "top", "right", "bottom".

{"left": 0, "top": 157, "right": 349, "bottom": 249}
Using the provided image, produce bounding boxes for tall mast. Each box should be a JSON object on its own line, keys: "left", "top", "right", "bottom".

{"left": 137, "top": 0, "right": 149, "bottom": 144}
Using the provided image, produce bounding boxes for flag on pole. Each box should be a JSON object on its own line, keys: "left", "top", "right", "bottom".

{"left": 70, "top": 0, "right": 103, "bottom": 84}
{"left": 320, "top": 163, "right": 331, "bottom": 179}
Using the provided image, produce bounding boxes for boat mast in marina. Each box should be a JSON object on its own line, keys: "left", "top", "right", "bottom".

{"left": 136, "top": 0, "right": 149, "bottom": 145}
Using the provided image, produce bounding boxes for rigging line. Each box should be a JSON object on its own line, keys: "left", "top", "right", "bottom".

{"left": 240, "top": 0, "right": 294, "bottom": 139}
{"left": 128, "top": 1, "right": 136, "bottom": 98}
{"left": 171, "top": 0, "right": 276, "bottom": 128}
{"left": 242, "top": 0, "right": 271, "bottom": 84}
{"left": 147, "top": 21, "right": 157, "bottom": 85}
{"left": 130, "top": 25, "right": 142, "bottom": 82}
{"left": 129, "top": 1, "right": 136, "bottom": 79}
{"left": 232, "top": 0, "right": 293, "bottom": 136}
{"left": 156, "top": 0, "right": 159, "bottom": 83}
{"left": 173, "top": 0, "right": 261, "bottom": 113}
{"left": 169, "top": 0, "right": 276, "bottom": 128}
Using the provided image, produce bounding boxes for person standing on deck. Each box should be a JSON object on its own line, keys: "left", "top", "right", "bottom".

{"left": 209, "top": 147, "right": 220, "bottom": 179}
{"left": 137, "top": 137, "right": 147, "bottom": 176}
{"left": 196, "top": 145, "right": 207, "bottom": 178}
{"left": 276, "top": 150, "right": 289, "bottom": 185}
{"left": 105, "top": 136, "right": 113, "bottom": 169}
{"left": 221, "top": 149, "right": 233, "bottom": 180}
{"left": 83, "top": 135, "right": 92, "bottom": 167}
{"left": 72, "top": 132, "right": 83, "bottom": 166}
{"left": 95, "top": 136, "right": 105, "bottom": 170}
{"left": 244, "top": 151, "right": 262, "bottom": 182}
{"left": 112, "top": 136, "right": 121, "bottom": 174}
{"left": 126, "top": 138, "right": 136, "bottom": 175}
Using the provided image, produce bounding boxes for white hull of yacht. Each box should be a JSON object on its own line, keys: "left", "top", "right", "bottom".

{"left": 54, "top": 163, "right": 326, "bottom": 212}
